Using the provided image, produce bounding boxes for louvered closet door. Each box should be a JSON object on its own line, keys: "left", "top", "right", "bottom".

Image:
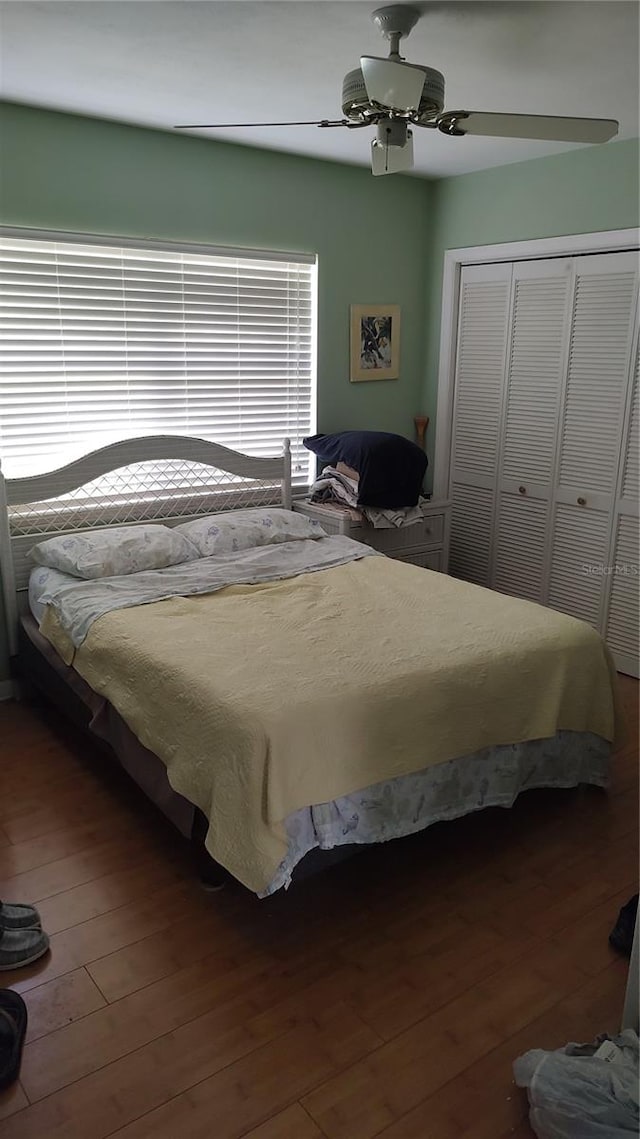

{"left": 549, "top": 251, "right": 639, "bottom": 628}
{"left": 449, "top": 262, "right": 512, "bottom": 585}
{"left": 605, "top": 330, "right": 639, "bottom": 676}
{"left": 492, "top": 259, "right": 573, "bottom": 602}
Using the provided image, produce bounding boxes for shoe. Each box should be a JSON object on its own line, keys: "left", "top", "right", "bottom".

{"left": 0, "top": 901, "right": 42, "bottom": 930}
{"left": 0, "top": 926, "right": 50, "bottom": 971}
{"left": 0, "top": 990, "right": 28, "bottom": 1090}
{"left": 609, "top": 894, "right": 638, "bottom": 958}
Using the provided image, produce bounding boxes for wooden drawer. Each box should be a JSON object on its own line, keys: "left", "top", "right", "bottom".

{"left": 364, "top": 513, "right": 445, "bottom": 554}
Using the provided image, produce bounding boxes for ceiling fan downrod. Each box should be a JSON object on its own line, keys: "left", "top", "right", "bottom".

{"left": 371, "top": 5, "right": 421, "bottom": 59}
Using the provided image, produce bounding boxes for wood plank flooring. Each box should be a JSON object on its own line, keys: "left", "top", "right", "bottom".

{"left": 0, "top": 676, "right": 637, "bottom": 1138}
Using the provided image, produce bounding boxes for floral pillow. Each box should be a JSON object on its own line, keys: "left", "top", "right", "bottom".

{"left": 29, "top": 524, "right": 198, "bottom": 580}
{"left": 175, "top": 508, "right": 323, "bottom": 558}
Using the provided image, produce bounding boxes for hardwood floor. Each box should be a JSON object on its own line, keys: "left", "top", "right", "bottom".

{"left": 0, "top": 677, "right": 637, "bottom": 1138}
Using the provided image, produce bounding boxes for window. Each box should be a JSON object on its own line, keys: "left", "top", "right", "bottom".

{"left": 0, "top": 230, "right": 316, "bottom": 492}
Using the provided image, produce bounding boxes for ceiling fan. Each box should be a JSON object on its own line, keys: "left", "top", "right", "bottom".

{"left": 175, "top": 4, "right": 619, "bottom": 176}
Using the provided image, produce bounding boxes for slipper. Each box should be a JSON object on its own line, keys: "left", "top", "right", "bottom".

{"left": 0, "top": 926, "right": 50, "bottom": 971}
{"left": 0, "top": 902, "right": 41, "bottom": 931}
{"left": 0, "top": 990, "right": 28, "bottom": 1091}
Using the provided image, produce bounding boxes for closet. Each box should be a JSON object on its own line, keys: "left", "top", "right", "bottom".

{"left": 448, "top": 249, "right": 639, "bottom": 676}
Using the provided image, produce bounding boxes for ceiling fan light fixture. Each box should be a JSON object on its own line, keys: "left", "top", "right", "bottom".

{"left": 375, "top": 118, "right": 408, "bottom": 147}
{"left": 371, "top": 126, "right": 414, "bottom": 175}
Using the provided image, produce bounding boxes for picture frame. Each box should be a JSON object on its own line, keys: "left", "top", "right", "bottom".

{"left": 350, "top": 304, "right": 400, "bottom": 382}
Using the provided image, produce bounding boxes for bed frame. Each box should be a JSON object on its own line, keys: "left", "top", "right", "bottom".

{"left": 0, "top": 434, "right": 292, "bottom": 657}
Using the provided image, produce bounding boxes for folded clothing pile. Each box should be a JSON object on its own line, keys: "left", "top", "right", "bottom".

{"left": 308, "top": 465, "right": 427, "bottom": 529}
{"left": 303, "top": 431, "right": 429, "bottom": 528}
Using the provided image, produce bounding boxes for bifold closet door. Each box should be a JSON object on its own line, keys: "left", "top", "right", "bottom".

{"left": 548, "top": 251, "right": 639, "bottom": 630}
{"left": 605, "top": 332, "right": 639, "bottom": 676}
{"left": 449, "top": 262, "right": 512, "bottom": 585}
{"left": 449, "top": 248, "right": 639, "bottom": 667}
{"left": 492, "top": 259, "right": 573, "bottom": 603}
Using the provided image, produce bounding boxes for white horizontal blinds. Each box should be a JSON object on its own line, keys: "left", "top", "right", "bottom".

{"left": 547, "top": 502, "right": 611, "bottom": 626}
{"left": 493, "top": 493, "right": 548, "bottom": 602}
{"left": 557, "top": 251, "right": 638, "bottom": 498}
{"left": 0, "top": 233, "right": 315, "bottom": 485}
{"left": 501, "top": 260, "right": 572, "bottom": 487}
{"left": 449, "top": 263, "right": 511, "bottom": 586}
{"left": 605, "top": 515, "right": 639, "bottom": 673}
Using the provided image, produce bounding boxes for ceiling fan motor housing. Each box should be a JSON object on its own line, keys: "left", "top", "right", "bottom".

{"left": 342, "top": 64, "right": 445, "bottom": 124}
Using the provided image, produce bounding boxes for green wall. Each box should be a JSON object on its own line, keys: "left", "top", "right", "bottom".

{"left": 423, "top": 138, "right": 640, "bottom": 465}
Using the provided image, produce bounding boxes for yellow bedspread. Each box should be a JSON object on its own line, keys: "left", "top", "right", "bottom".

{"left": 40, "top": 558, "right": 617, "bottom": 892}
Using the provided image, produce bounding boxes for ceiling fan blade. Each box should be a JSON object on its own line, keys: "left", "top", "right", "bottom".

{"left": 441, "top": 111, "right": 619, "bottom": 143}
{"left": 174, "top": 119, "right": 350, "bottom": 130}
{"left": 360, "top": 56, "right": 426, "bottom": 113}
{"left": 371, "top": 130, "right": 414, "bottom": 176}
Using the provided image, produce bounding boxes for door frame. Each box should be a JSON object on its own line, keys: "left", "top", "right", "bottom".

{"left": 433, "top": 227, "right": 640, "bottom": 500}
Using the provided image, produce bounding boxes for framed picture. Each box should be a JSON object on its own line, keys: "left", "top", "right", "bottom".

{"left": 350, "top": 304, "right": 400, "bottom": 382}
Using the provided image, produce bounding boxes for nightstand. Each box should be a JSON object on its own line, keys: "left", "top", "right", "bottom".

{"left": 293, "top": 499, "right": 451, "bottom": 572}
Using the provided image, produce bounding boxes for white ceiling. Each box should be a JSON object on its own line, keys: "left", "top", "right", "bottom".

{"left": 1, "top": 0, "right": 638, "bottom": 179}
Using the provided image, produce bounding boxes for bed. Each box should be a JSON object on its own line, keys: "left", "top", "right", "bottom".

{"left": 0, "top": 436, "right": 618, "bottom": 896}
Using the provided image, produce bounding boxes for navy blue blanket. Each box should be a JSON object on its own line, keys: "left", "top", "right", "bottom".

{"left": 303, "top": 431, "right": 428, "bottom": 509}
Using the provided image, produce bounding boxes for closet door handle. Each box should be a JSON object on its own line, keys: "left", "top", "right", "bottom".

{"left": 518, "top": 485, "right": 527, "bottom": 495}
{"left": 577, "top": 496, "right": 587, "bottom": 506}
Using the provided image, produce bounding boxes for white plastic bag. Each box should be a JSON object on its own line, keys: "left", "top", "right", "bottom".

{"left": 513, "top": 1030, "right": 639, "bottom": 1138}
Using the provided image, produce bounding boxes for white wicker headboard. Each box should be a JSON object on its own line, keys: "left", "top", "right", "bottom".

{"left": 0, "top": 434, "right": 292, "bottom": 656}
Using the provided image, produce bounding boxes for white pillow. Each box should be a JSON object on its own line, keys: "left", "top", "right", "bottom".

{"left": 29, "top": 524, "right": 198, "bottom": 580}
{"left": 175, "top": 507, "right": 323, "bottom": 558}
